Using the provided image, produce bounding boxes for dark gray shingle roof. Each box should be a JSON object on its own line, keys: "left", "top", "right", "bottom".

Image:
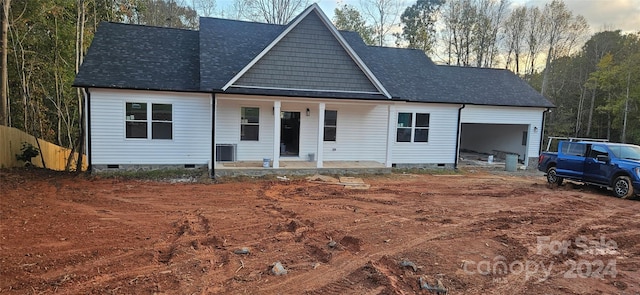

{"left": 199, "top": 18, "right": 284, "bottom": 91}
{"left": 342, "top": 31, "right": 553, "bottom": 107}
{"left": 74, "top": 22, "right": 200, "bottom": 91}
{"left": 432, "top": 66, "right": 554, "bottom": 107}
{"left": 74, "top": 16, "right": 553, "bottom": 108}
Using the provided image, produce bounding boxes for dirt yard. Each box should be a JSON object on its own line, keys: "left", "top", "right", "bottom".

{"left": 1, "top": 168, "right": 640, "bottom": 294}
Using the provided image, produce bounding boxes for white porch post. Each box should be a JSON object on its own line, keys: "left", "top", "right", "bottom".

{"left": 316, "top": 103, "right": 325, "bottom": 168}
{"left": 385, "top": 105, "right": 396, "bottom": 167}
{"left": 273, "top": 101, "right": 281, "bottom": 168}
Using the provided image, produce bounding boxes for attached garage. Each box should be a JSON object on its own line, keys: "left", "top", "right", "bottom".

{"left": 460, "top": 105, "right": 546, "bottom": 168}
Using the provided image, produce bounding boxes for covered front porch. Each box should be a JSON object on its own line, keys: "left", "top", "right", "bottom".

{"left": 214, "top": 94, "right": 393, "bottom": 170}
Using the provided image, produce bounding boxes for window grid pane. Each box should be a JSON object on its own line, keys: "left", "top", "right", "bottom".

{"left": 397, "top": 128, "right": 412, "bottom": 142}
{"left": 397, "top": 113, "right": 412, "bottom": 127}
{"left": 241, "top": 125, "right": 259, "bottom": 141}
{"left": 324, "top": 127, "right": 336, "bottom": 141}
{"left": 414, "top": 129, "right": 429, "bottom": 142}
{"left": 416, "top": 113, "right": 429, "bottom": 127}
{"left": 324, "top": 110, "right": 337, "bottom": 127}
{"left": 126, "top": 102, "right": 147, "bottom": 121}
{"left": 152, "top": 122, "right": 172, "bottom": 139}
{"left": 126, "top": 122, "right": 147, "bottom": 138}
{"left": 152, "top": 104, "right": 172, "bottom": 121}
{"left": 242, "top": 107, "right": 260, "bottom": 124}
{"left": 241, "top": 107, "right": 260, "bottom": 141}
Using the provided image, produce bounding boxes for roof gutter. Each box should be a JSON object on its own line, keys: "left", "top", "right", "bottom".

{"left": 454, "top": 104, "right": 466, "bottom": 170}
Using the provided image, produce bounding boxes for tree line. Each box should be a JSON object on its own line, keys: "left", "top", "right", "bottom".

{"left": 0, "top": 0, "right": 638, "bottom": 170}
{"left": 333, "top": 0, "right": 638, "bottom": 144}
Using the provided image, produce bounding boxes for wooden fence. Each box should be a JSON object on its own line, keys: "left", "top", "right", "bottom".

{"left": 0, "top": 125, "right": 87, "bottom": 171}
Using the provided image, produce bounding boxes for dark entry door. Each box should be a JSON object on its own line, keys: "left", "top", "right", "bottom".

{"left": 280, "top": 111, "right": 300, "bottom": 156}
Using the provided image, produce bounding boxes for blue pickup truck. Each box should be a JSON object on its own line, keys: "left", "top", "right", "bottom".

{"left": 538, "top": 141, "right": 640, "bottom": 199}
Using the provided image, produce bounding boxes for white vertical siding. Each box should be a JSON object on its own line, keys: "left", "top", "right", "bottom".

{"left": 391, "top": 103, "right": 460, "bottom": 164}
{"left": 461, "top": 105, "right": 544, "bottom": 158}
{"left": 90, "top": 89, "right": 211, "bottom": 165}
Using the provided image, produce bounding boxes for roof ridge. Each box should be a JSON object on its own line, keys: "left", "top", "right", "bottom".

{"left": 436, "top": 64, "right": 511, "bottom": 72}
{"left": 199, "top": 16, "right": 285, "bottom": 27}
{"left": 103, "top": 21, "right": 197, "bottom": 32}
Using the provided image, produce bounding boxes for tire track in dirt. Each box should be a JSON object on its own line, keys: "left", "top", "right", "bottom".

{"left": 4, "top": 169, "right": 640, "bottom": 294}
{"left": 252, "top": 176, "right": 632, "bottom": 293}
{"left": 250, "top": 180, "right": 477, "bottom": 293}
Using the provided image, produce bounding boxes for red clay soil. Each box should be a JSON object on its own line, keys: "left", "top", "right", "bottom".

{"left": 1, "top": 168, "right": 640, "bottom": 294}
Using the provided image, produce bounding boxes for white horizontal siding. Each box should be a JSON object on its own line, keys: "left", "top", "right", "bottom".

{"left": 391, "top": 103, "right": 460, "bottom": 164}
{"left": 90, "top": 89, "right": 211, "bottom": 165}
{"left": 216, "top": 99, "right": 275, "bottom": 161}
{"left": 461, "top": 105, "right": 545, "bottom": 158}
{"left": 215, "top": 95, "right": 389, "bottom": 163}
{"left": 322, "top": 104, "right": 387, "bottom": 162}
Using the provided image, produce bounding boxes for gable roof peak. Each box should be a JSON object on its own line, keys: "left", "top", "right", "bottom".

{"left": 284, "top": 3, "right": 321, "bottom": 25}
{"left": 221, "top": 4, "right": 391, "bottom": 99}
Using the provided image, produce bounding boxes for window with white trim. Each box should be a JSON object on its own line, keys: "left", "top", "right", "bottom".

{"left": 152, "top": 104, "right": 173, "bottom": 139}
{"left": 397, "top": 112, "right": 429, "bottom": 143}
{"left": 125, "top": 102, "right": 172, "bottom": 139}
{"left": 241, "top": 107, "right": 259, "bottom": 141}
{"left": 126, "top": 102, "right": 147, "bottom": 138}
{"left": 324, "top": 110, "right": 337, "bottom": 141}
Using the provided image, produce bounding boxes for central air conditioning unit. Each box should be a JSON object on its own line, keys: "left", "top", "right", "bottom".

{"left": 216, "top": 144, "right": 236, "bottom": 162}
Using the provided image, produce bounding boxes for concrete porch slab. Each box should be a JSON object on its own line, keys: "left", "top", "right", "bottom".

{"left": 213, "top": 161, "right": 389, "bottom": 178}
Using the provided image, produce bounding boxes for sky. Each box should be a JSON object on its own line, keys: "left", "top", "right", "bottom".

{"left": 311, "top": 0, "right": 640, "bottom": 34}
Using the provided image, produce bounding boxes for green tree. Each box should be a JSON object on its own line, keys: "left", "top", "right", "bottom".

{"left": 398, "top": 0, "right": 443, "bottom": 54}
{"left": 539, "top": 0, "right": 589, "bottom": 96}
{"left": 333, "top": 4, "right": 375, "bottom": 45}
{"left": 542, "top": 31, "right": 640, "bottom": 145}
{"left": 4, "top": 0, "right": 119, "bottom": 171}
{"left": 587, "top": 33, "right": 640, "bottom": 143}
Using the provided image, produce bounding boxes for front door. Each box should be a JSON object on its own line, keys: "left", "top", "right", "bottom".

{"left": 280, "top": 111, "right": 300, "bottom": 156}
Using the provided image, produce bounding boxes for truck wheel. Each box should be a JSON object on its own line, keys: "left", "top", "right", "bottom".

{"left": 613, "top": 176, "right": 634, "bottom": 199}
{"left": 546, "top": 167, "right": 563, "bottom": 185}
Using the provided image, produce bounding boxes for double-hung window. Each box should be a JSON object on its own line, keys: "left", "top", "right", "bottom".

{"left": 152, "top": 104, "right": 173, "bottom": 139}
{"left": 126, "top": 103, "right": 148, "bottom": 138}
{"left": 125, "top": 102, "right": 173, "bottom": 139}
{"left": 397, "top": 112, "right": 430, "bottom": 143}
{"left": 241, "top": 107, "right": 259, "bottom": 141}
{"left": 324, "top": 110, "right": 337, "bottom": 141}
{"left": 396, "top": 113, "right": 412, "bottom": 142}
